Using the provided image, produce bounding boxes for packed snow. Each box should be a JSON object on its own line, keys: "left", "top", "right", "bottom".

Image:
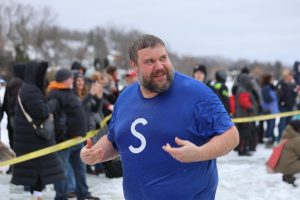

{"left": 0, "top": 86, "right": 299, "bottom": 200}
{"left": 1, "top": 114, "right": 299, "bottom": 200}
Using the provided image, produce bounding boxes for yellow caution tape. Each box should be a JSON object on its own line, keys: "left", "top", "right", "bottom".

{"left": 0, "top": 114, "right": 111, "bottom": 167}
{"left": 1, "top": 110, "right": 300, "bottom": 167}
{"left": 232, "top": 110, "right": 300, "bottom": 123}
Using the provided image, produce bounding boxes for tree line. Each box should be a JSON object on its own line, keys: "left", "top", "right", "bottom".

{"left": 0, "top": 0, "right": 287, "bottom": 81}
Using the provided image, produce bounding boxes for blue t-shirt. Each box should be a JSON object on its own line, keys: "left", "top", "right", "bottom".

{"left": 108, "top": 72, "right": 234, "bottom": 200}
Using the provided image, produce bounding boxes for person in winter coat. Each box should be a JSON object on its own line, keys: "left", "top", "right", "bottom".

{"left": 74, "top": 71, "right": 106, "bottom": 176}
{"left": 260, "top": 74, "right": 279, "bottom": 147}
{"left": 274, "top": 120, "right": 300, "bottom": 186}
{"left": 0, "top": 63, "right": 25, "bottom": 174}
{"left": 192, "top": 64, "right": 211, "bottom": 85}
{"left": 101, "top": 73, "right": 117, "bottom": 117}
{"left": 293, "top": 61, "right": 300, "bottom": 86}
{"left": 233, "top": 67, "right": 264, "bottom": 143}
{"left": 11, "top": 61, "right": 65, "bottom": 200}
{"left": 235, "top": 73, "right": 259, "bottom": 156}
{"left": 48, "top": 68, "right": 100, "bottom": 200}
{"left": 276, "top": 69, "right": 298, "bottom": 142}
{"left": 74, "top": 72, "right": 104, "bottom": 132}
{"left": 212, "top": 70, "right": 230, "bottom": 113}
{"left": 106, "top": 66, "right": 120, "bottom": 97}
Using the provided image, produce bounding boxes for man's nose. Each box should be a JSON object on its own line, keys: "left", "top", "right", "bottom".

{"left": 155, "top": 61, "right": 164, "bottom": 69}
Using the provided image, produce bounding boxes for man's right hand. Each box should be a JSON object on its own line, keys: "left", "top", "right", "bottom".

{"left": 80, "top": 138, "right": 105, "bottom": 165}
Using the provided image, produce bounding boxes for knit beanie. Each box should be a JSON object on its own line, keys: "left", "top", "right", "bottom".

{"left": 193, "top": 65, "right": 207, "bottom": 76}
{"left": 55, "top": 68, "right": 72, "bottom": 82}
{"left": 215, "top": 70, "right": 227, "bottom": 83}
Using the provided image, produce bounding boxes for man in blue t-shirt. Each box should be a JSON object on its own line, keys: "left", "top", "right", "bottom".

{"left": 81, "top": 34, "right": 239, "bottom": 200}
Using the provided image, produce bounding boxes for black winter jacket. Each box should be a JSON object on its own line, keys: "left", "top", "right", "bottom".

{"left": 48, "top": 88, "right": 87, "bottom": 143}
{"left": 0, "top": 64, "right": 25, "bottom": 120}
{"left": 11, "top": 61, "right": 65, "bottom": 186}
{"left": 276, "top": 80, "right": 297, "bottom": 109}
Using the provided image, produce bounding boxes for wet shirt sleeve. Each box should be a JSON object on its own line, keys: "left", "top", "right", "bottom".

{"left": 193, "top": 94, "right": 234, "bottom": 138}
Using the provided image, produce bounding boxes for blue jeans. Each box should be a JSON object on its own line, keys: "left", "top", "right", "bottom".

{"left": 54, "top": 143, "right": 90, "bottom": 200}
{"left": 67, "top": 162, "right": 76, "bottom": 193}
{"left": 266, "top": 119, "right": 276, "bottom": 141}
{"left": 278, "top": 107, "right": 293, "bottom": 142}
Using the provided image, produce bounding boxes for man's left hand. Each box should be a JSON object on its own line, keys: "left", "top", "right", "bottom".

{"left": 162, "top": 137, "right": 200, "bottom": 163}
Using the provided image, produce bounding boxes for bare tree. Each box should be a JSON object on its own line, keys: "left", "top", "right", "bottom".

{"left": 31, "top": 6, "right": 57, "bottom": 60}
{"left": 107, "top": 28, "right": 142, "bottom": 68}
{"left": 3, "top": 2, "right": 34, "bottom": 48}
{"left": 88, "top": 27, "right": 108, "bottom": 60}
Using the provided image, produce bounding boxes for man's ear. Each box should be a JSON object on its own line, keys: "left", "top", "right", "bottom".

{"left": 130, "top": 60, "right": 138, "bottom": 70}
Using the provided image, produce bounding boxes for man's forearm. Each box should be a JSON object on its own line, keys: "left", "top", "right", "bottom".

{"left": 93, "top": 135, "right": 119, "bottom": 162}
{"left": 196, "top": 126, "right": 239, "bottom": 161}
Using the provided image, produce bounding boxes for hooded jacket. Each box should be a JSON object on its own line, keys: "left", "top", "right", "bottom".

{"left": 213, "top": 70, "right": 230, "bottom": 112}
{"left": 0, "top": 64, "right": 25, "bottom": 119}
{"left": 235, "top": 74, "right": 259, "bottom": 117}
{"left": 11, "top": 61, "right": 65, "bottom": 186}
{"left": 293, "top": 61, "right": 300, "bottom": 85}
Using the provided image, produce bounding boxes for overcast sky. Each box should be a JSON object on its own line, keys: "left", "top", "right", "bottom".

{"left": 13, "top": 0, "right": 300, "bottom": 65}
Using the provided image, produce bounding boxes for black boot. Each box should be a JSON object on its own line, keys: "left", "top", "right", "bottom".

{"left": 282, "top": 174, "right": 297, "bottom": 187}
{"left": 238, "top": 139, "right": 252, "bottom": 156}
{"left": 238, "top": 151, "right": 252, "bottom": 156}
{"left": 86, "top": 165, "right": 95, "bottom": 175}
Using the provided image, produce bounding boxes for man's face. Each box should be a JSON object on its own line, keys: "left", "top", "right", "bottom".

{"left": 131, "top": 45, "right": 174, "bottom": 95}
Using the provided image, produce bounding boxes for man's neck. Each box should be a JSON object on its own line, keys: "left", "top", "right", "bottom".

{"left": 140, "top": 86, "right": 158, "bottom": 98}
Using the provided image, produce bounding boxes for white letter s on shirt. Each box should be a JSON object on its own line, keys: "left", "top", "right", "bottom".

{"left": 129, "top": 118, "right": 147, "bottom": 154}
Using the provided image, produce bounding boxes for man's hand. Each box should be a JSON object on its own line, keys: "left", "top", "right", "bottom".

{"left": 162, "top": 137, "right": 200, "bottom": 163}
{"left": 163, "top": 126, "right": 239, "bottom": 162}
{"left": 80, "top": 138, "right": 105, "bottom": 165}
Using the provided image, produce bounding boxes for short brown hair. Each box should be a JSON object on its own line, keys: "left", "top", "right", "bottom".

{"left": 129, "top": 34, "right": 166, "bottom": 64}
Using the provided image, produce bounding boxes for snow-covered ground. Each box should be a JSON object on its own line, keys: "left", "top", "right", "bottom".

{"left": 1, "top": 115, "right": 300, "bottom": 200}
{"left": 1, "top": 85, "right": 299, "bottom": 200}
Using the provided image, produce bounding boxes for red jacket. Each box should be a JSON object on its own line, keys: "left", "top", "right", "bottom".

{"left": 238, "top": 92, "right": 253, "bottom": 111}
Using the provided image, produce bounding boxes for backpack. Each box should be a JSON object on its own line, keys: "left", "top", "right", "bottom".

{"left": 266, "top": 139, "right": 288, "bottom": 173}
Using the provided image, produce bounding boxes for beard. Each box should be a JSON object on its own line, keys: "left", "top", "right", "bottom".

{"left": 138, "top": 66, "right": 174, "bottom": 94}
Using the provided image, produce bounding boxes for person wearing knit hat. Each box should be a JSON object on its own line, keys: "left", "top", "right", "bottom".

{"left": 193, "top": 64, "right": 207, "bottom": 75}
{"left": 55, "top": 68, "right": 73, "bottom": 83}
{"left": 48, "top": 68, "right": 100, "bottom": 200}
{"left": 71, "top": 61, "right": 86, "bottom": 75}
{"left": 193, "top": 64, "right": 209, "bottom": 84}
{"left": 47, "top": 69, "right": 74, "bottom": 92}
